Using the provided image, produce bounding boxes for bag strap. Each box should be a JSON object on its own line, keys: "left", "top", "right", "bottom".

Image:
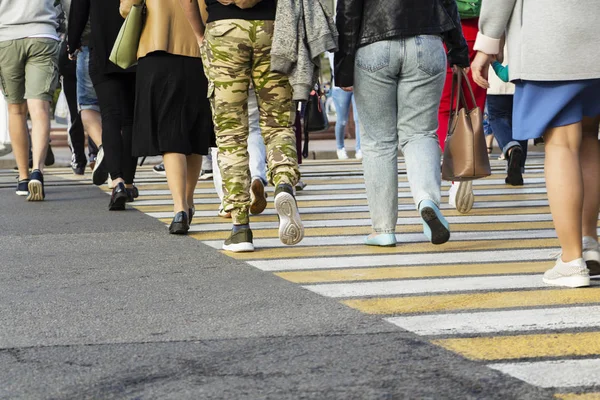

{"left": 460, "top": 70, "right": 478, "bottom": 109}
{"left": 448, "top": 70, "right": 478, "bottom": 134}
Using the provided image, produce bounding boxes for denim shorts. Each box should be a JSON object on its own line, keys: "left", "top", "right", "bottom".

{"left": 76, "top": 46, "right": 99, "bottom": 112}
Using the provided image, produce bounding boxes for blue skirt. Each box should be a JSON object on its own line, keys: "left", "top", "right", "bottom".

{"left": 513, "top": 79, "right": 600, "bottom": 140}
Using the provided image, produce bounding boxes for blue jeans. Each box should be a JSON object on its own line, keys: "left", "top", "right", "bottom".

{"left": 487, "top": 94, "right": 527, "bottom": 168}
{"left": 76, "top": 46, "right": 99, "bottom": 112}
{"left": 354, "top": 36, "right": 446, "bottom": 233}
{"left": 248, "top": 86, "right": 267, "bottom": 184}
{"left": 332, "top": 87, "right": 360, "bottom": 151}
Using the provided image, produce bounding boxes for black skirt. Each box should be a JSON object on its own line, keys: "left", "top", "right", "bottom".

{"left": 132, "top": 52, "right": 214, "bottom": 157}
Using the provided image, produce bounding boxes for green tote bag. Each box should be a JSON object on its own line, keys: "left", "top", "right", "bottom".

{"left": 109, "top": 1, "right": 145, "bottom": 69}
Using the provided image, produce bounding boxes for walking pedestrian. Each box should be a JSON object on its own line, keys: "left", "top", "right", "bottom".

{"left": 0, "top": 0, "right": 61, "bottom": 201}
{"left": 120, "top": 0, "right": 215, "bottom": 234}
{"left": 327, "top": 51, "right": 361, "bottom": 160}
{"left": 486, "top": 47, "right": 528, "bottom": 187}
{"left": 69, "top": 0, "right": 139, "bottom": 210}
{"left": 471, "top": 0, "right": 600, "bottom": 287}
{"left": 60, "top": 0, "right": 102, "bottom": 176}
{"left": 180, "top": 0, "right": 304, "bottom": 252}
{"left": 335, "top": 0, "right": 470, "bottom": 247}
{"left": 440, "top": 9, "right": 487, "bottom": 214}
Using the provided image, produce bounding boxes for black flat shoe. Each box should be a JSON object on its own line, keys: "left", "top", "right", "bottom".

{"left": 126, "top": 185, "right": 139, "bottom": 202}
{"left": 189, "top": 207, "right": 195, "bottom": 225}
{"left": 109, "top": 182, "right": 128, "bottom": 211}
{"left": 169, "top": 211, "right": 189, "bottom": 235}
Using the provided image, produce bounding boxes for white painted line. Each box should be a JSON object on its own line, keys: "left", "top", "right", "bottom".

{"left": 386, "top": 305, "right": 600, "bottom": 336}
{"left": 248, "top": 248, "right": 557, "bottom": 271}
{"left": 145, "top": 199, "right": 551, "bottom": 219}
{"left": 187, "top": 213, "right": 552, "bottom": 232}
{"left": 131, "top": 187, "right": 549, "bottom": 206}
{"left": 303, "top": 274, "right": 547, "bottom": 298}
{"left": 137, "top": 177, "right": 546, "bottom": 195}
{"left": 202, "top": 229, "right": 565, "bottom": 249}
{"left": 489, "top": 359, "right": 600, "bottom": 388}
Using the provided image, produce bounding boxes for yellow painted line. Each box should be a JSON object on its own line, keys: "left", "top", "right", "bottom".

{"left": 343, "top": 287, "right": 600, "bottom": 315}
{"left": 187, "top": 222, "right": 561, "bottom": 240}
{"left": 278, "top": 261, "right": 551, "bottom": 284}
{"left": 433, "top": 332, "right": 600, "bottom": 361}
{"left": 227, "top": 238, "right": 559, "bottom": 260}
{"left": 555, "top": 393, "right": 600, "bottom": 400}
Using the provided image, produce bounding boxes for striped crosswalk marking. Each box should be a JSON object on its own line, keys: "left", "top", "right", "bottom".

{"left": 51, "top": 152, "right": 598, "bottom": 398}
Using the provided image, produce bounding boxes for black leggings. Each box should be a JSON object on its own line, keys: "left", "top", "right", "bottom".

{"left": 94, "top": 74, "right": 137, "bottom": 184}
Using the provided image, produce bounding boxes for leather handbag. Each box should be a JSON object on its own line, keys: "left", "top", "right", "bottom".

{"left": 109, "top": 0, "right": 145, "bottom": 70}
{"left": 302, "top": 83, "right": 329, "bottom": 158}
{"left": 441, "top": 70, "right": 491, "bottom": 181}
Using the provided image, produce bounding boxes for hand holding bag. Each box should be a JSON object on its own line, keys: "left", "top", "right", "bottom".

{"left": 302, "top": 82, "right": 329, "bottom": 158}
{"left": 442, "top": 70, "right": 491, "bottom": 181}
{"left": 109, "top": 0, "right": 145, "bottom": 70}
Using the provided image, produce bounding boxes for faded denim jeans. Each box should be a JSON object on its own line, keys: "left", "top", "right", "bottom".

{"left": 354, "top": 36, "right": 446, "bottom": 234}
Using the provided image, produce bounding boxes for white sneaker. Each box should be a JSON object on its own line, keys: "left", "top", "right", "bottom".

{"left": 448, "top": 181, "right": 474, "bottom": 214}
{"left": 543, "top": 257, "right": 590, "bottom": 288}
{"left": 337, "top": 148, "right": 349, "bottom": 160}
{"left": 583, "top": 236, "right": 600, "bottom": 277}
{"left": 355, "top": 149, "right": 363, "bottom": 160}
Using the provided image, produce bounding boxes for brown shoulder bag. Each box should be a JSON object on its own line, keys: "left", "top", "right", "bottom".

{"left": 441, "top": 70, "right": 491, "bottom": 181}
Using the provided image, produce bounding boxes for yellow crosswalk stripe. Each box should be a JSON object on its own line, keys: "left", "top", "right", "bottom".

{"left": 555, "top": 393, "right": 600, "bottom": 400}
{"left": 342, "top": 287, "right": 600, "bottom": 315}
{"left": 277, "top": 262, "right": 552, "bottom": 284}
{"left": 433, "top": 332, "right": 600, "bottom": 361}
{"left": 226, "top": 238, "right": 559, "bottom": 260}
{"left": 188, "top": 221, "right": 562, "bottom": 240}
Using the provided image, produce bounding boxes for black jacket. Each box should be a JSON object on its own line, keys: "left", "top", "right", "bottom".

{"left": 334, "top": 0, "right": 470, "bottom": 87}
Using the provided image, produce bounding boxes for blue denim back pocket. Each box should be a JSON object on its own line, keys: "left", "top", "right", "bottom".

{"left": 356, "top": 40, "right": 391, "bottom": 73}
{"left": 415, "top": 35, "right": 446, "bottom": 76}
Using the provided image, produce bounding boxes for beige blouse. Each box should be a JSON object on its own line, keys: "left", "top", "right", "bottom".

{"left": 120, "top": 0, "right": 208, "bottom": 60}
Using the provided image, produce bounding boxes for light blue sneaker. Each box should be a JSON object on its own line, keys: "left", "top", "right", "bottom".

{"left": 419, "top": 200, "right": 450, "bottom": 245}
{"left": 365, "top": 233, "right": 397, "bottom": 247}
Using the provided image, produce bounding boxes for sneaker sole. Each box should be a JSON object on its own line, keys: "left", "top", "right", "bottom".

{"left": 199, "top": 174, "right": 214, "bottom": 181}
{"left": 16, "top": 190, "right": 28, "bottom": 196}
{"left": 250, "top": 180, "right": 267, "bottom": 215}
{"left": 222, "top": 242, "right": 255, "bottom": 252}
{"left": 543, "top": 275, "right": 590, "bottom": 288}
{"left": 421, "top": 206, "right": 450, "bottom": 245}
{"left": 27, "top": 180, "right": 44, "bottom": 201}
{"left": 275, "top": 192, "right": 304, "bottom": 245}
{"left": 153, "top": 169, "right": 166, "bottom": 177}
{"left": 455, "top": 181, "right": 474, "bottom": 214}
{"left": 92, "top": 150, "right": 108, "bottom": 186}
{"left": 108, "top": 193, "right": 128, "bottom": 211}
{"left": 506, "top": 148, "right": 524, "bottom": 186}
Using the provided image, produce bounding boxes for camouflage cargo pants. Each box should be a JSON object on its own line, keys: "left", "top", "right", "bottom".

{"left": 204, "top": 19, "right": 300, "bottom": 225}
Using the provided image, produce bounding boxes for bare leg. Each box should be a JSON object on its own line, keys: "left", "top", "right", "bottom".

{"left": 581, "top": 117, "right": 600, "bottom": 240}
{"left": 7, "top": 103, "right": 29, "bottom": 180}
{"left": 164, "top": 152, "right": 188, "bottom": 214}
{"left": 27, "top": 99, "right": 51, "bottom": 172}
{"left": 81, "top": 109, "right": 103, "bottom": 147}
{"left": 544, "top": 122, "right": 583, "bottom": 262}
{"left": 186, "top": 154, "right": 202, "bottom": 210}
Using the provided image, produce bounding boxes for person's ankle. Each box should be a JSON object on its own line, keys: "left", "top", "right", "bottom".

{"left": 233, "top": 223, "right": 250, "bottom": 233}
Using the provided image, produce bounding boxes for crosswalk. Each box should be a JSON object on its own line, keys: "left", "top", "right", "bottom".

{"left": 19, "top": 152, "right": 600, "bottom": 398}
